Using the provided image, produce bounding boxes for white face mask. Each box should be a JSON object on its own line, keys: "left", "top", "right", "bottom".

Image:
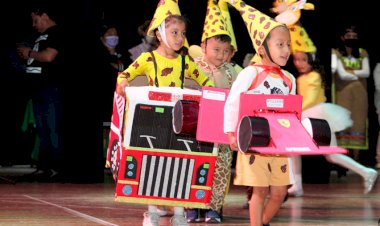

{"left": 104, "top": 35, "right": 119, "bottom": 48}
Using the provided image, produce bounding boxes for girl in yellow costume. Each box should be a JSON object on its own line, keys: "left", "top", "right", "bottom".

{"left": 289, "top": 51, "right": 378, "bottom": 196}
{"left": 115, "top": 1, "right": 213, "bottom": 226}
{"left": 116, "top": 7, "right": 213, "bottom": 97}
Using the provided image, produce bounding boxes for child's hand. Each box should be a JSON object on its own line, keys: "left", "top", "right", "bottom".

{"left": 227, "top": 132, "right": 238, "bottom": 151}
{"left": 116, "top": 80, "right": 129, "bottom": 97}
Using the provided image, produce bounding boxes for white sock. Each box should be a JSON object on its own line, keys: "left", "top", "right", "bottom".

{"left": 173, "top": 206, "right": 184, "bottom": 216}
{"left": 148, "top": 205, "right": 158, "bottom": 213}
{"left": 289, "top": 174, "right": 303, "bottom": 191}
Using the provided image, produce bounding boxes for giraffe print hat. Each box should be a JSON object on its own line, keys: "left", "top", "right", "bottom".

{"left": 201, "top": 0, "right": 237, "bottom": 52}
{"left": 222, "top": 0, "right": 284, "bottom": 61}
{"left": 147, "top": 0, "right": 182, "bottom": 37}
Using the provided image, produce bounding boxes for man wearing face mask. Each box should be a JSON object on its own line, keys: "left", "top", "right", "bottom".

{"left": 331, "top": 23, "right": 371, "bottom": 162}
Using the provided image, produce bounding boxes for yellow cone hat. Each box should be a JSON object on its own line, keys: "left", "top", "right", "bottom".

{"left": 223, "top": 0, "right": 283, "bottom": 57}
{"left": 147, "top": 0, "right": 189, "bottom": 47}
{"left": 289, "top": 24, "right": 316, "bottom": 53}
{"left": 201, "top": 0, "right": 231, "bottom": 43}
{"left": 219, "top": 0, "right": 237, "bottom": 51}
{"left": 147, "top": 0, "right": 181, "bottom": 37}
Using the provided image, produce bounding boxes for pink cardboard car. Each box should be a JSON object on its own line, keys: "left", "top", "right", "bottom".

{"left": 179, "top": 86, "right": 347, "bottom": 155}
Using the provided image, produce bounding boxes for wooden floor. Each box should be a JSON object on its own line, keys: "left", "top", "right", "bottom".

{"left": 0, "top": 166, "right": 379, "bottom": 226}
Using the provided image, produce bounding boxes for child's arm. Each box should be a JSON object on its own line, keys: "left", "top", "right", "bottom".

{"left": 299, "top": 72, "right": 323, "bottom": 111}
{"left": 187, "top": 56, "right": 214, "bottom": 87}
{"left": 224, "top": 66, "right": 257, "bottom": 150}
{"left": 116, "top": 53, "right": 150, "bottom": 95}
{"left": 227, "top": 132, "right": 238, "bottom": 151}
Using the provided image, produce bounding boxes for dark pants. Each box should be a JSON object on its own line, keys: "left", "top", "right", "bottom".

{"left": 32, "top": 85, "right": 63, "bottom": 172}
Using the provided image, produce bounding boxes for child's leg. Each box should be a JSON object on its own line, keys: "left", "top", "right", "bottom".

{"left": 288, "top": 155, "right": 303, "bottom": 196}
{"left": 327, "top": 132, "right": 376, "bottom": 181}
{"left": 325, "top": 153, "right": 378, "bottom": 193}
{"left": 143, "top": 205, "right": 160, "bottom": 226}
{"left": 262, "top": 185, "right": 288, "bottom": 224}
{"left": 243, "top": 186, "right": 253, "bottom": 209}
{"left": 171, "top": 206, "right": 188, "bottom": 226}
{"left": 173, "top": 206, "right": 184, "bottom": 216}
{"left": 148, "top": 205, "right": 158, "bottom": 213}
{"left": 157, "top": 205, "right": 168, "bottom": 216}
{"left": 249, "top": 186, "right": 269, "bottom": 226}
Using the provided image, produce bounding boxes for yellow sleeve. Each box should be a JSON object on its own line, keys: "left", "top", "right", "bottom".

{"left": 117, "top": 52, "right": 150, "bottom": 85}
{"left": 297, "top": 71, "right": 323, "bottom": 111}
{"left": 233, "top": 63, "right": 243, "bottom": 74}
{"left": 186, "top": 56, "right": 214, "bottom": 87}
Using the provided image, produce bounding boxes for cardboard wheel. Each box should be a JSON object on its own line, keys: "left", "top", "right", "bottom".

{"left": 237, "top": 116, "right": 270, "bottom": 153}
{"left": 302, "top": 118, "right": 331, "bottom": 146}
{"left": 172, "top": 100, "right": 199, "bottom": 135}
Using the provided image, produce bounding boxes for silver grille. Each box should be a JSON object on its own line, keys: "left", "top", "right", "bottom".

{"left": 138, "top": 155, "right": 195, "bottom": 199}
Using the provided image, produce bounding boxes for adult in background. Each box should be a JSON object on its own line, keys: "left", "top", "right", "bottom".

{"left": 17, "top": 2, "right": 65, "bottom": 181}
{"left": 332, "top": 24, "right": 370, "bottom": 156}
{"left": 95, "top": 22, "right": 127, "bottom": 124}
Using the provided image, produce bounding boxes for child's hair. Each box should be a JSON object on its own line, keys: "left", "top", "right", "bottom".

{"left": 152, "top": 15, "right": 188, "bottom": 36}
{"left": 165, "top": 14, "right": 189, "bottom": 29}
{"left": 306, "top": 52, "right": 326, "bottom": 88}
{"left": 138, "top": 20, "right": 151, "bottom": 37}
{"left": 204, "top": 34, "right": 231, "bottom": 48}
{"left": 209, "top": 34, "right": 231, "bottom": 43}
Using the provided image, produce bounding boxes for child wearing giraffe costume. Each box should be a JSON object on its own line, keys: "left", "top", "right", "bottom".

{"left": 222, "top": 0, "right": 296, "bottom": 225}
{"left": 185, "top": 0, "right": 238, "bottom": 223}
{"left": 115, "top": 1, "right": 214, "bottom": 226}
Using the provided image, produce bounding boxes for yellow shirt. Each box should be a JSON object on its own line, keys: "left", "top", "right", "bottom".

{"left": 296, "top": 70, "right": 326, "bottom": 111}
{"left": 117, "top": 51, "right": 213, "bottom": 87}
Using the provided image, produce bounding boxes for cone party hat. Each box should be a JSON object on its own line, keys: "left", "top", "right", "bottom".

{"left": 289, "top": 24, "right": 316, "bottom": 53}
{"left": 222, "top": 0, "right": 284, "bottom": 61}
{"left": 147, "top": 0, "right": 189, "bottom": 47}
{"left": 201, "top": 0, "right": 231, "bottom": 43}
{"left": 147, "top": 0, "right": 182, "bottom": 37}
{"left": 219, "top": 0, "right": 237, "bottom": 51}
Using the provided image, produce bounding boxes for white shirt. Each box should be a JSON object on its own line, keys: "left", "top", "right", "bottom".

{"left": 223, "top": 65, "right": 296, "bottom": 133}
